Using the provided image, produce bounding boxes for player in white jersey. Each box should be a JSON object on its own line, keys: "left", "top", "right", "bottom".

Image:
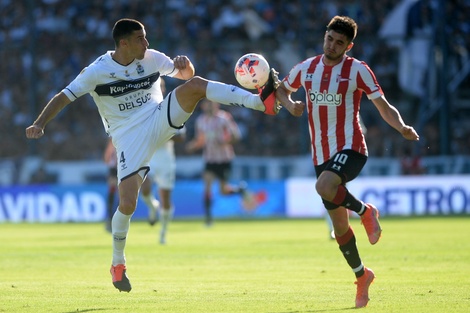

{"left": 25, "top": 18, "right": 282, "bottom": 293}
{"left": 140, "top": 127, "right": 185, "bottom": 244}
{"left": 276, "top": 16, "right": 420, "bottom": 308}
{"left": 186, "top": 99, "right": 249, "bottom": 227}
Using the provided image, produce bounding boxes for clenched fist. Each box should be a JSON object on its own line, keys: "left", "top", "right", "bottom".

{"left": 25, "top": 125, "right": 44, "bottom": 139}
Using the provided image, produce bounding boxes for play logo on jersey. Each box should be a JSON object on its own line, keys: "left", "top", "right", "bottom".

{"left": 308, "top": 90, "right": 342, "bottom": 106}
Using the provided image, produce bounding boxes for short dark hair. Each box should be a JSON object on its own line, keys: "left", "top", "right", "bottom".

{"left": 326, "top": 16, "right": 357, "bottom": 42}
{"left": 112, "top": 18, "right": 144, "bottom": 46}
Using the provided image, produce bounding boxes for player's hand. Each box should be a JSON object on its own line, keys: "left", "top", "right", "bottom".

{"left": 25, "top": 124, "right": 44, "bottom": 139}
{"left": 283, "top": 100, "right": 305, "bottom": 117}
{"left": 173, "top": 55, "right": 190, "bottom": 70}
{"left": 173, "top": 55, "right": 194, "bottom": 80}
{"left": 401, "top": 125, "right": 420, "bottom": 141}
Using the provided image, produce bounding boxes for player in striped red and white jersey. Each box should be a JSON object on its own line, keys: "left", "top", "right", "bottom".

{"left": 276, "top": 16, "right": 419, "bottom": 308}
{"left": 186, "top": 99, "right": 249, "bottom": 227}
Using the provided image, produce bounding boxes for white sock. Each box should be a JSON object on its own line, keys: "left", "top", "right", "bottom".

{"left": 112, "top": 208, "right": 132, "bottom": 266}
{"left": 206, "top": 81, "right": 265, "bottom": 111}
{"left": 357, "top": 203, "right": 366, "bottom": 215}
{"left": 141, "top": 193, "right": 158, "bottom": 211}
{"left": 160, "top": 206, "right": 174, "bottom": 234}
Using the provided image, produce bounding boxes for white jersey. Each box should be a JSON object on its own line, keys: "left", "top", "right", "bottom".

{"left": 61, "top": 49, "right": 191, "bottom": 182}
{"left": 62, "top": 49, "right": 178, "bottom": 138}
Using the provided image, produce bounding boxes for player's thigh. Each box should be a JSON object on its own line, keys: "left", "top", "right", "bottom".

{"left": 173, "top": 77, "right": 208, "bottom": 113}
{"left": 316, "top": 150, "right": 367, "bottom": 184}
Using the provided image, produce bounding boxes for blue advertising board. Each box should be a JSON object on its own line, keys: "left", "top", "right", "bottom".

{"left": 0, "top": 180, "right": 285, "bottom": 223}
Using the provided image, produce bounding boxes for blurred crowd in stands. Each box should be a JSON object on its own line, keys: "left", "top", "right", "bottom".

{"left": 1, "top": 0, "right": 469, "bottom": 165}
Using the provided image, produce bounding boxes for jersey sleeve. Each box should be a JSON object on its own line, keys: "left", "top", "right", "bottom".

{"left": 149, "top": 49, "right": 179, "bottom": 78}
{"left": 282, "top": 62, "right": 303, "bottom": 92}
{"left": 62, "top": 65, "right": 98, "bottom": 101}
{"left": 357, "top": 61, "right": 383, "bottom": 100}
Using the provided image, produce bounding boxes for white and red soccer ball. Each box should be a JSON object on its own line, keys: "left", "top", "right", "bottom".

{"left": 234, "top": 53, "right": 270, "bottom": 90}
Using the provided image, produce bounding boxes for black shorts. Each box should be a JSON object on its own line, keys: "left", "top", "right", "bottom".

{"left": 204, "top": 162, "right": 232, "bottom": 181}
{"left": 314, "top": 149, "right": 367, "bottom": 184}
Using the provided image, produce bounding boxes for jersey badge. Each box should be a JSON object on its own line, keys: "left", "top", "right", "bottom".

{"left": 136, "top": 63, "right": 144, "bottom": 75}
{"left": 336, "top": 74, "right": 351, "bottom": 83}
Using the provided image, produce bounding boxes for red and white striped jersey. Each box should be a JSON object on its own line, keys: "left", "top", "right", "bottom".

{"left": 195, "top": 110, "right": 241, "bottom": 163}
{"left": 282, "top": 55, "right": 383, "bottom": 165}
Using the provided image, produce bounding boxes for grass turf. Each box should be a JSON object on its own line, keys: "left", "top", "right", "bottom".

{"left": 1, "top": 216, "right": 469, "bottom": 312}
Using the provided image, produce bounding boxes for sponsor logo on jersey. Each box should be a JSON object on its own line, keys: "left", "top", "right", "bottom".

{"left": 94, "top": 73, "right": 160, "bottom": 97}
{"left": 308, "top": 90, "right": 342, "bottom": 106}
{"left": 118, "top": 93, "right": 152, "bottom": 111}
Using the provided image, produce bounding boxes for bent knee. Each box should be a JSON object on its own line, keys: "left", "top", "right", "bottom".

{"left": 174, "top": 76, "right": 208, "bottom": 112}
{"left": 118, "top": 199, "right": 137, "bottom": 215}
{"left": 184, "top": 76, "right": 207, "bottom": 90}
{"left": 315, "top": 178, "right": 337, "bottom": 200}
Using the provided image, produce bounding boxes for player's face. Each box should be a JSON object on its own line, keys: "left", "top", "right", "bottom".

{"left": 323, "top": 30, "right": 354, "bottom": 63}
{"left": 127, "top": 29, "right": 149, "bottom": 60}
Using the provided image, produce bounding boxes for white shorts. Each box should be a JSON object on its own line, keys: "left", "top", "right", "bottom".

{"left": 148, "top": 140, "right": 176, "bottom": 189}
{"left": 112, "top": 91, "right": 191, "bottom": 182}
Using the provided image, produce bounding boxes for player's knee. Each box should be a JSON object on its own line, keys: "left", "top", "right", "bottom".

{"left": 315, "top": 178, "right": 335, "bottom": 200}
{"left": 118, "top": 199, "right": 136, "bottom": 215}
{"left": 184, "top": 76, "right": 207, "bottom": 94}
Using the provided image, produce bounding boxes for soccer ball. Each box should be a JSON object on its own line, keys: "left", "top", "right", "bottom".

{"left": 234, "top": 53, "right": 270, "bottom": 90}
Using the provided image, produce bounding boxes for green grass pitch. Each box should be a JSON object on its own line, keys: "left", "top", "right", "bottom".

{"left": 1, "top": 216, "right": 469, "bottom": 312}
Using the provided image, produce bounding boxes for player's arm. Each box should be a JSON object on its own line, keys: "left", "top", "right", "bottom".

{"left": 185, "top": 122, "right": 205, "bottom": 153}
{"left": 226, "top": 117, "right": 241, "bottom": 144}
{"left": 172, "top": 55, "right": 195, "bottom": 80}
{"left": 275, "top": 83, "right": 305, "bottom": 117}
{"left": 185, "top": 133, "right": 205, "bottom": 152}
{"left": 25, "top": 92, "right": 71, "bottom": 139}
{"left": 371, "top": 95, "right": 419, "bottom": 141}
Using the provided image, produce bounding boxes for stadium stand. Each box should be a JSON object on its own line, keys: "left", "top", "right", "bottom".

{"left": 0, "top": 0, "right": 469, "bottom": 184}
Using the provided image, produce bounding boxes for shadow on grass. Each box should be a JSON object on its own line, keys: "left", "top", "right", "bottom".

{"left": 62, "top": 309, "right": 108, "bottom": 313}
{"left": 270, "top": 307, "right": 356, "bottom": 313}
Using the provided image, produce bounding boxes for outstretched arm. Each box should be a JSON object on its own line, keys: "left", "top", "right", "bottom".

{"left": 25, "top": 92, "right": 71, "bottom": 139}
{"left": 275, "top": 84, "right": 305, "bottom": 117}
{"left": 372, "top": 95, "right": 420, "bottom": 141}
